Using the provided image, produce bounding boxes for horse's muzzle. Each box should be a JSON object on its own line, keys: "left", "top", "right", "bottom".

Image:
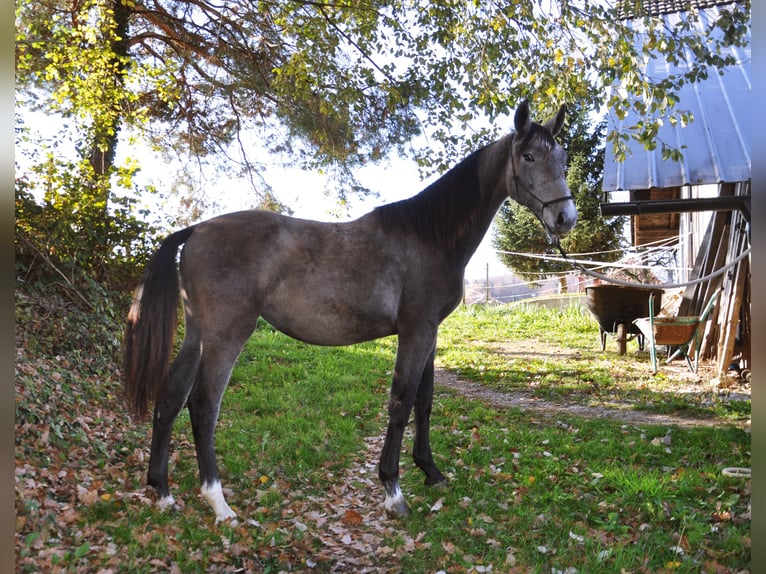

{"left": 544, "top": 200, "right": 577, "bottom": 239}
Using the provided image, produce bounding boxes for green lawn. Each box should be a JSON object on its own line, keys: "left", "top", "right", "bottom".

{"left": 15, "top": 304, "right": 750, "bottom": 572}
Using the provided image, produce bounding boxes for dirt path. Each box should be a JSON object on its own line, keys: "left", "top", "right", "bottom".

{"left": 435, "top": 368, "right": 740, "bottom": 428}
{"left": 429, "top": 336, "right": 751, "bottom": 429}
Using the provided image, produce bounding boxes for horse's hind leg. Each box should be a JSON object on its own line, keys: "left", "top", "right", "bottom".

{"left": 147, "top": 328, "right": 202, "bottom": 508}
{"left": 187, "top": 330, "right": 254, "bottom": 522}
{"left": 412, "top": 347, "right": 446, "bottom": 486}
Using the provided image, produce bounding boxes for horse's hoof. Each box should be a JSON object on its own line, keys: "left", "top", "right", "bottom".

{"left": 425, "top": 474, "right": 448, "bottom": 487}
{"left": 215, "top": 515, "right": 239, "bottom": 527}
{"left": 157, "top": 494, "right": 176, "bottom": 511}
{"left": 384, "top": 496, "right": 411, "bottom": 518}
{"left": 383, "top": 483, "right": 411, "bottom": 518}
{"left": 428, "top": 477, "right": 449, "bottom": 489}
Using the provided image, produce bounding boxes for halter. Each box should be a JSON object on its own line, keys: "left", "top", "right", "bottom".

{"left": 510, "top": 133, "right": 574, "bottom": 216}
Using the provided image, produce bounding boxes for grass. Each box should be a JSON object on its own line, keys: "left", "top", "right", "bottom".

{"left": 15, "top": 304, "right": 750, "bottom": 572}
{"left": 438, "top": 303, "right": 750, "bottom": 421}
{"left": 217, "top": 320, "right": 395, "bottom": 483}
{"left": 394, "top": 393, "right": 750, "bottom": 573}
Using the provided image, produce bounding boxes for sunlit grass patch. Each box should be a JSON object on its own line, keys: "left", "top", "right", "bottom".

{"left": 396, "top": 393, "right": 750, "bottom": 573}
{"left": 437, "top": 304, "right": 750, "bottom": 422}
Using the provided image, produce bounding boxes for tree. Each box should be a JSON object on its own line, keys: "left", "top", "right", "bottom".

{"left": 15, "top": 0, "right": 750, "bottom": 213}
{"left": 492, "top": 104, "right": 625, "bottom": 289}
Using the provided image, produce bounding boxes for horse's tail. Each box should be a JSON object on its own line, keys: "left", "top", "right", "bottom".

{"left": 123, "top": 226, "right": 196, "bottom": 420}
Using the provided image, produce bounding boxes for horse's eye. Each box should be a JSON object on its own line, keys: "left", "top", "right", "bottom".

{"left": 523, "top": 153, "right": 534, "bottom": 162}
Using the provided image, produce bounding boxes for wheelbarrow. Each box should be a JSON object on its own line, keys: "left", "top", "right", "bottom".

{"left": 633, "top": 288, "right": 721, "bottom": 373}
{"left": 584, "top": 285, "right": 664, "bottom": 355}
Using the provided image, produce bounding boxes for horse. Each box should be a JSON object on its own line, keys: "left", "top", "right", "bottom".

{"left": 123, "top": 100, "right": 576, "bottom": 522}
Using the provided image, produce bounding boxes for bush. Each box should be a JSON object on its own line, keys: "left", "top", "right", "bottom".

{"left": 15, "top": 177, "right": 157, "bottom": 363}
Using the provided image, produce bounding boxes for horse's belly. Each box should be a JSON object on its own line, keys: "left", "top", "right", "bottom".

{"left": 261, "top": 288, "right": 398, "bottom": 346}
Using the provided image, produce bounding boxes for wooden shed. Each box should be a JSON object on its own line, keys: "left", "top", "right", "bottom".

{"left": 601, "top": 0, "right": 751, "bottom": 376}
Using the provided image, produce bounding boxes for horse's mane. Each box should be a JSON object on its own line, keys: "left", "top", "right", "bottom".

{"left": 373, "top": 124, "right": 555, "bottom": 254}
{"left": 373, "top": 146, "right": 488, "bottom": 255}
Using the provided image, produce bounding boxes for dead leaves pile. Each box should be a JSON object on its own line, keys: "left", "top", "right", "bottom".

{"left": 15, "top": 346, "right": 151, "bottom": 572}
{"left": 220, "top": 432, "right": 430, "bottom": 572}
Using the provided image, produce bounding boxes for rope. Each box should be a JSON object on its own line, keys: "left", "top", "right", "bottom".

{"left": 555, "top": 243, "right": 751, "bottom": 290}
{"left": 721, "top": 467, "right": 751, "bottom": 478}
{"left": 495, "top": 249, "right": 690, "bottom": 272}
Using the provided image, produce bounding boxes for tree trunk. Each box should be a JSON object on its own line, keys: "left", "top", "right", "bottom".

{"left": 88, "top": 0, "right": 131, "bottom": 178}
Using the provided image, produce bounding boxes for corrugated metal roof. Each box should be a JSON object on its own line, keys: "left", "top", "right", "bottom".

{"left": 602, "top": 5, "right": 751, "bottom": 191}
{"left": 616, "top": 0, "right": 740, "bottom": 19}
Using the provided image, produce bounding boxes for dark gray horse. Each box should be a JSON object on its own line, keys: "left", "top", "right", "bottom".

{"left": 123, "top": 100, "right": 576, "bottom": 522}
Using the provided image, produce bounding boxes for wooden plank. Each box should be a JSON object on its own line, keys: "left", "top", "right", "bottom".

{"left": 697, "top": 226, "right": 728, "bottom": 360}
{"left": 715, "top": 214, "right": 749, "bottom": 375}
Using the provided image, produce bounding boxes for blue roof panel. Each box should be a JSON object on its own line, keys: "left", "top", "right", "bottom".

{"left": 602, "top": 6, "right": 751, "bottom": 191}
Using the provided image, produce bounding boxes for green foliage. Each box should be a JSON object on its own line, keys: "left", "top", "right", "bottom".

{"left": 493, "top": 105, "right": 626, "bottom": 278}
{"left": 16, "top": 0, "right": 751, "bottom": 193}
{"left": 15, "top": 159, "right": 157, "bottom": 359}
{"left": 16, "top": 0, "right": 137, "bottom": 169}
{"left": 15, "top": 159, "right": 156, "bottom": 287}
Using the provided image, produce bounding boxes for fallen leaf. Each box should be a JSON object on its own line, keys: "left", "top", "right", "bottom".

{"left": 568, "top": 530, "right": 584, "bottom": 543}
{"left": 342, "top": 509, "right": 363, "bottom": 525}
{"left": 77, "top": 485, "right": 99, "bottom": 506}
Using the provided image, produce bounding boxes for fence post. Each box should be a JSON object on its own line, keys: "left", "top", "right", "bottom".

{"left": 485, "top": 263, "right": 489, "bottom": 304}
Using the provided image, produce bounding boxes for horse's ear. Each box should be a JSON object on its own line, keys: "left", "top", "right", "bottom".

{"left": 544, "top": 104, "right": 567, "bottom": 136}
{"left": 514, "top": 100, "right": 531, "bottom": 137}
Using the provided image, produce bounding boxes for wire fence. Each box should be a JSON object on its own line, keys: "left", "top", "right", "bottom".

{"left": 463, "top": 235, "right": 695, "bottom": 306}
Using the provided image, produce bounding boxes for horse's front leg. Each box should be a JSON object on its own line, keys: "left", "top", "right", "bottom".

{"left": 379, "top": 330, "right": 435, "bottom": 517}
{"left": 412, "top": 347, "right": 447, "bottom": 486}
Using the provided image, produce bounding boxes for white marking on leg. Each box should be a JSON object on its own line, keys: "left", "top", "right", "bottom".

{"left": 157, "top": 494, "right": 175, "bottom": 510}
{"left": 383, "top": 483, "right": 405, "bottom": 514}
{"left": 201, "top": 480, "right": 237, "bottom": 523}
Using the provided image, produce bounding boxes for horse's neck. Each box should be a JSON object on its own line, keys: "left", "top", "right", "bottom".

{"left": 453, "top": 137, "right": 511, "bottom": 266}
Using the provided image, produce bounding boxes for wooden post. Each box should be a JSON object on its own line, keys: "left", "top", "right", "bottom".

{"left": 716, "top": 222, "right": 749, "bottom": 376}
{"left": 485, "top": 263, "right": 489, "bottom": 304}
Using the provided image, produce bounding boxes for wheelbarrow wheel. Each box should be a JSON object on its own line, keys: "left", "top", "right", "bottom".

{"left": 600, "top": 328, "right": 607, "bottom": 351}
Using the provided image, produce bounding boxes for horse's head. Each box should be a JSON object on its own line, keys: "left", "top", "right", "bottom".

{"left": 507, "top": 100, "right": 577, "bottom": 241}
